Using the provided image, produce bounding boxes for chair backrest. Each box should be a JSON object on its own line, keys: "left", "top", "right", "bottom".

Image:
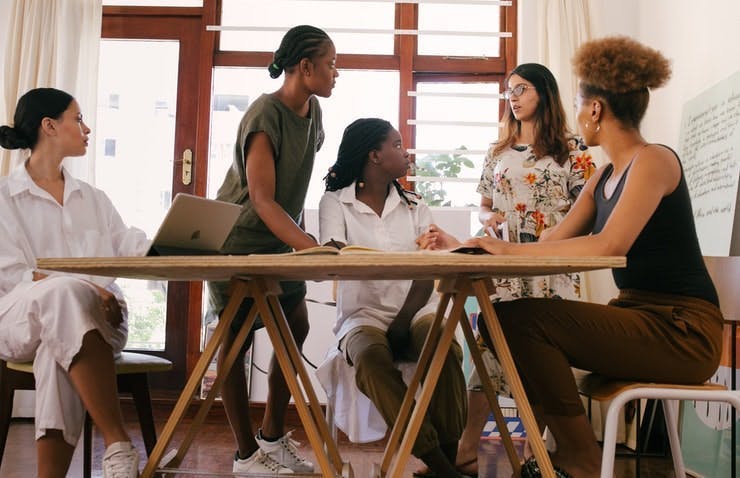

{"left": 703, "top": 256, "right": 740, "bottom": 321}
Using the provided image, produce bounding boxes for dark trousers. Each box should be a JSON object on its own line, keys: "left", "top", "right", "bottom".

{"left": 490, "top": 289, "right": 723, "bottom": 416}
{"left": 341, "top": 315, "right": 467, "bottom": 456}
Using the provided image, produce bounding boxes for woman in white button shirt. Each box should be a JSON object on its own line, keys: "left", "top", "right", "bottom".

{"left": 319, "top": 118, "right": 467, "bottom": 478}
{"left": 0, "top": 88, "right": 150, "bottom": 478}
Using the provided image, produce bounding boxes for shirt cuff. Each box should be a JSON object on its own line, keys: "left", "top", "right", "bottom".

{"left": 21, "top": 269, "right": 34, "bottom": 283}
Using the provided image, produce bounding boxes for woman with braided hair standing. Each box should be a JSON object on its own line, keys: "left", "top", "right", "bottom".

{"left": 318, "top": 118, "right": 467, "bottom": 478}
{"left": 207, "top": 25, "right": 338, "bottom": 474}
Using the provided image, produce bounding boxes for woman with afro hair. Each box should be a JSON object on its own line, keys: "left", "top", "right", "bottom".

{"left": 429, "top": 37, "right": 723, "bottom": 478}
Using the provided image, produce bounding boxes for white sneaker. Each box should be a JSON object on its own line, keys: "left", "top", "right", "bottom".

{"left": 102, "top": 441, "right": 139, "bottom": 478}
{"left": 233, "top": 449, "right": 294, "bottom": 474}
{"left": 256, "top": 430, "right": 314, "bottom": 473}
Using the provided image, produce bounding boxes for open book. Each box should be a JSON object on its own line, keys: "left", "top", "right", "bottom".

{"left": 275, "top": 245, "right": 382, "bottom": 256}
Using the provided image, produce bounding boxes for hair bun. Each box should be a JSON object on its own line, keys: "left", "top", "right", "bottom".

{"left": 0, "top": 125, "right": 30, "bottom": 150}
{"left": 268, "top": 59, "right": 284, "bottom": 79}
{"left": 573, "top": 36, "right": 671, "bottom": 93}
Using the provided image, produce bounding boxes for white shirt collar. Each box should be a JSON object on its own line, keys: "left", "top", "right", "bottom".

{"left": 8, "top": 160, "right": 82, "bottom": 201}
{"left": 337, "top": 180, "right": 407, "bottom": 217}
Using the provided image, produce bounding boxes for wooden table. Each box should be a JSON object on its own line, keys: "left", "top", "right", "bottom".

{"left": 37, "top": 253, "right": 624, "bottom": 478}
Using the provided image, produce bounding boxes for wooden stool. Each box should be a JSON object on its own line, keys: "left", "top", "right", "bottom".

{"left": 579, "top": 373, "right": 740, "bottom": 478}
{"left": 0, "top": 351, "right": 172, "bottom": 477}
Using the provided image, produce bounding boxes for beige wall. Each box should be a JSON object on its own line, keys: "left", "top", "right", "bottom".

{"left": 634, "top": 0, "right": 740, "bottom": 146}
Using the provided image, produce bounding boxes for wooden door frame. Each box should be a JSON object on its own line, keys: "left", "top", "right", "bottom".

{"left": 102, "top": 7, "right": 215, "bottom": 387}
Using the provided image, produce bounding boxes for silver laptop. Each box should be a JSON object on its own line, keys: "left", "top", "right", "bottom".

{"left": 147, "top": 193, "right": 242, "bottom": 256}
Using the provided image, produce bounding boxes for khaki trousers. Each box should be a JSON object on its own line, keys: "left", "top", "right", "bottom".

{"left": 341, "top": 315, "right": 467, "bottom": 456}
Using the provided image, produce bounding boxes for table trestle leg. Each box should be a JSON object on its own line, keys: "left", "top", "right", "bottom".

{"left": 253, "top": 278, "right": 345, "bottom": 477}
{"left": 386, "top": 288, "right": 468, "bottom": 478}
{"left": 456, "top": 303, "right": 521, "bottom": 475}
{"left": 141, "top": 280, "right": 251, "bottom": 477}
{"left": 472, "top": 278, "right": 556, "bottom": 478}
{"left": 169, "top": 300, "right": 260, "bottom": 468}
{"left": 380, "top": 292, "right": 452, "bottom": 474}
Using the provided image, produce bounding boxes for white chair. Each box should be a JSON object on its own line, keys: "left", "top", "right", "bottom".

{"left": 579, "top": 375, "right": 740, "bottom": 478}
{"left": 580, "top": 256, "right": 740, "bottom": 478}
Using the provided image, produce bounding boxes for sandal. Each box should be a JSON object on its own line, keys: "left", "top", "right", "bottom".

{"left": 520, "top": 457, "right": 573, "bottom": 478}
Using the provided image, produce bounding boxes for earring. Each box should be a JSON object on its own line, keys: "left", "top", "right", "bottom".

{"left": 595, "top": 122, "right": 601, "bottom": 133}
{"left": 357, "top": 180, "right": 365, "bottom": 189}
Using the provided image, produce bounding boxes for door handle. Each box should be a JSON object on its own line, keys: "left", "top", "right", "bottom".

{"left": 181, "top": 149, "right": 192, "bottom": 185}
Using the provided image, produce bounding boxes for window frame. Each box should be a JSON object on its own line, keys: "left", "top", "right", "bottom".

{"left": 211, "top": 1, "right": 516, "bottom": 185}
{"left": 101, "top": 0, "right": 517, "bottom": 383}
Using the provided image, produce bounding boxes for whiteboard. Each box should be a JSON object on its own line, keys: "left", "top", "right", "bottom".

{"left": 678, "top": 70, "right": 740, "bottom": 255}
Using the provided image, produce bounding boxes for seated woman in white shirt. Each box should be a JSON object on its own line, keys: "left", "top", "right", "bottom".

{"left": 0, "top": 88, "right": 150, "bottom": 478}
{"left": 318, "top": 118, "right": 467, "bottom": 478}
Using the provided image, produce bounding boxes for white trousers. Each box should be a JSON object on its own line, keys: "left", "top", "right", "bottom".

{"left": 0, "top": 276, "right": 127, "bottom": 446}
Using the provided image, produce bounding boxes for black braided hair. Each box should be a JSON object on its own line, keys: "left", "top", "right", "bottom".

{"left": 0, "top": 88, "right": 73, "bottom": 150}
{"left": 268, "top": 25, "right": 332, "bottom": 79}
{"left": 324, "top": 118, "right": 420, "bottom": 207}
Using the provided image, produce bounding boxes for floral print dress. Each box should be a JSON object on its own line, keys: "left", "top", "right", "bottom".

{"left": 477, "top": 137, "right": 596, "bottom": 301}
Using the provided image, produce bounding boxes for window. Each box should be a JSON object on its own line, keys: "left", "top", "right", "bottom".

{"left": 99, "top": 0, "right": 517, "bottom": 383}
{"left": 219, "top": 0, "right": 395, "bottom": 54}
{"left": 109, "top": 93, "right": 120, "bottom": 109}
{"left": 96, "top": 38, "right": 179, "bottom": 352}
{"left": 208, "top": 69, "right": 399, "bottom": 208}
{"left": 411, "top": 82, "right": 500, "bottom": 208}
{"left": 103, "top": 0, "right": 202, "bottom": 5}
{"left": 417, "top": 3, "right": 504, "bottom": 56}
{"left": 104, "top": 138, "right": 117, "bottom": 157}
{"left": 210, "top": 0, "right": 517, "bottom": 217}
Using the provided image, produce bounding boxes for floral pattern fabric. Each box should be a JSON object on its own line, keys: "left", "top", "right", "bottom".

{"left": 476, "top": 137, "right": 595, "bottom": 301}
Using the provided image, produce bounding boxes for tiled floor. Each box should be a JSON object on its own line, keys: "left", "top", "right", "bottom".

{"left": 1, "top": 411, "right": 678, "bottom": 477}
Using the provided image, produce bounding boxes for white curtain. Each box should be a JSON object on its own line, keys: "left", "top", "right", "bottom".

{"left": 536, "top": 0, "right": 616, "bottom": 304}
{"left": 537, "top": 0, "right": 595, "bottom": 130}
{"left": 0, "top": 0, "right": 102, "bottom": 181}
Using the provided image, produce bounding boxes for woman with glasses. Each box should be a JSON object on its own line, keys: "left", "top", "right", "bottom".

{"left": 417, "top": 63, "right": 594, "bottom": 477}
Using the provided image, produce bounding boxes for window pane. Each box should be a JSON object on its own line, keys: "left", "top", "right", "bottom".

{"left": 418, "top": 4, "right": 502, "bottom": 57}
{"left": 413, "top": 82, "right": 500, "bottom": 208}
{"left": 208, "top": 68, "right": 399, "bottom": 210}
{"left": 103, "top": 0, "right": 202, "bottom": 6}
{"left": 219, "top": 0, "right": 394, "bottom": 54}
{"left": 96, "top": 40, "right": 177, "bottom": 351}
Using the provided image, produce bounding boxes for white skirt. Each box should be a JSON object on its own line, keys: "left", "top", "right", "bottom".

{"left": 0, "top": 276, "right": 128, "bottom": 445}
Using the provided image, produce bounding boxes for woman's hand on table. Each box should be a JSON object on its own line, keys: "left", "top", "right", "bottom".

{"left": 416, "top": 224, "right": 461, "bottom": 250}
{"left": 462, "top": 235, "right": 510, "bottom": 255}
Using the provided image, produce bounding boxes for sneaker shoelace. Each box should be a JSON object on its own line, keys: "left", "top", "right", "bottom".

{"left": 276, "top": 431, "right": 308, "bottom": 464}
{"left": 104, "top": 451, "right": 138, "bottom": 478}
{"left": 256, "top": 450, "right": 287, "bottom": 472}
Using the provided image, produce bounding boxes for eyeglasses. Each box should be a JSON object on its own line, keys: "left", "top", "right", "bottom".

{"left": 503, "top": 83, "right": 532, "bottom": 100}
